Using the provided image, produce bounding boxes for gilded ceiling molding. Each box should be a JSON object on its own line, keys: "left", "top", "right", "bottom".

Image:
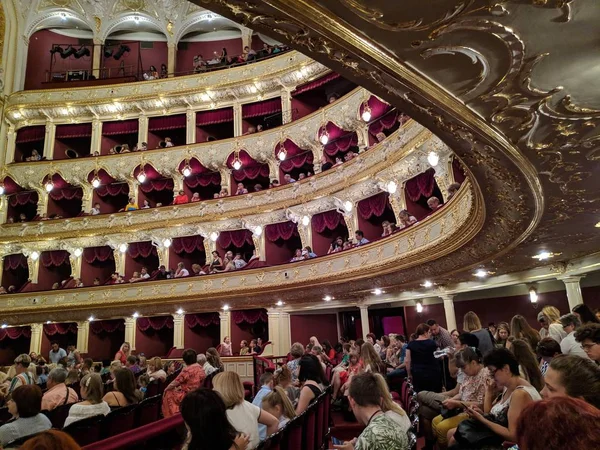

{"left": 0, "top": 180, "right": 479, "bottom": 324}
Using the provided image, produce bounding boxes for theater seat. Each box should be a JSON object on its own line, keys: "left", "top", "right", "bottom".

{"left": 102, "top": 404, "right": 138, "bottom": 437}
{"left": 63, "top": 414, "right": 104, "bottom": 446}
{"left": 6, "top": 432, "right": 42, "bottom": 447}
{"left": 136, "top": 395, "right": 162, "bottom": 427}
{"left": 42, "top": 402, "right": 74, "bottom": 428}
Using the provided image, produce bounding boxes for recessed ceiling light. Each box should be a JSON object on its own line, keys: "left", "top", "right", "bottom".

{"left": 276, "top": 300, "right": 283, "bottom": 306}
{"left": 421, "top": 280, "right": 433, "bottom": 288}
{"left": 532, "top": 251, "right": 560, "bottom": 261}
{"left": 222, "top": 304, "right": 230, "bottom": 311}
{"left": 176, "top": 308, "right": 184, "bottom": 315}
{"left": 323, "top": 295, "right": 333, "bottom": 302}
{"left": 88, "top": 316, "right": 95, "bottom": 322}
{"left": 474, "top": 269, "right": 488, "bottom": 278}
{"left": 46, "top": 320, "right": 51, "bottom": 324}
{"left": 595, "top": 221, "right": 600, "bottom": 228}
{"left": 373, "top": 288, "right": 383, "bottom": 295}
{"left": 132, "top": 312, "right": 139, "bottom": 318}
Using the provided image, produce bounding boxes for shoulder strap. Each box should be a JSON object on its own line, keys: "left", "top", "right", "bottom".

{"left": 63, "top": 385, "right": 71, "bottom": 405}
{"left": 112, "top": 391, "right": 122, "bottom": 406}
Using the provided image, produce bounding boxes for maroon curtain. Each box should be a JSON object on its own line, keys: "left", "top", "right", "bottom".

{"left": 102, "top": 119, "right": 138, "bottom": 135}
{"left": 452, "top": 158, "right": 466, "bottom": 184}
{"left": 324, "top": 133, "right": 358, "bottom": 156}
{"left": 233, "top": 165, "right": 269, "bottom": 182}
{"left": 405, "top": 168, "right": 436, "bottom": 202}
{"left": 16, "top": 126, "right": 45, "bottom": 143}
{"left": 242, "top": 98, "right": 282, "bottom": 119}
{"left": 55, "top": 123, "right": 92, "bottom": 138}
{"left": 312, "top": 210, "right": 343, "bottom": 233}
{"left": 41, "top": 250, "right": 70, "bottom": 268}
{"left": 185, "top": 172, "right": 221, "bottom": 188}
{"left": 90, "top": 320, "right": 124, "bottom": 334}
{"left": 9, "top": 191, "right": 38, "bottom": 207}
{"left": 172, "top": 236, "right": 204, "bottom": 254}
{"left": 369, "top": 111, "right": 399, "bottom": 136}
{"left": 265, "top": 222, "right": 299, "bottom": 242}
{"left": 231, "top": 309, "right": 268, "bottom": 325}
{"left": 96, "top": 183, "right": 129, "bottom": 197}
{"left": 185, "top": 313, "right": 220, "bottom": 328}
{"left": 218, "top": 230, "right": 254, "bottom": 249}
{"left": 279, "top": 152, "right": 314, "bottom": 173}
{"left": 128, "top": 242, "right": 157, "bottom": 259}
{"left": 0, "top": 327, "right": 31, "bottom": 341}
{"left": 49, "top": 187, "right": 83, "bottom": 201}
{"left": 3, "top": 254, "right": 27, "bottom": 271}
{"left": 139, "top": 178, "right": 174, "bottom": 193}
{"left": 137, "top": 316, "right": 174, "bottom": 331}
{"left": 83, "top": 247, "right": 114, "bottom": 264}
{"left": 292, "top": 72, "right": 341, "bottom": 96}
{"left": 44, "top": 323, "right": 77, "bottom": 336}
{"left": 196, "top": 108, "right": 234, "bottom": 126}
{"left": 148, "top": 115, "right": 186, "bottom": 131}
{"left": 357, "top": 192, "right": 391, "bottom": 219}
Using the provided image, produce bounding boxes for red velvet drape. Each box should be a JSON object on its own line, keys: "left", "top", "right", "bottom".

{"left": 44, "top": 323, "right": 77, "bottom": 335}
{"left": 265, "top": 221, "right": 299, "bottom": 242}
{"left": 357, "top": 192, "right": 391, "bottom": 219}
{"left": 405, "top": 168, "right": 436, "bottom": 202}
{"left": 139, "top": 178, "right": 174, "bottom": 193}
{"left": 16, "top": 126, "right": 45, "bottom": 143}
{"left": 185, "top": 313, "right": 220, "bottom": 328}
{"left": 369, "top": 111, "right": 399, "bottom": 136}
{"left": 453, "top": 158, "right": 466, "bottom": 184}
{"left": 196, "top": 108, "right": 234, "bottom": 126}
{"left": 231, "top": 309, "right": 268, "bottom": 324}
{"left": 9, "top": 191, "right": 38, "bottom": 207}
{"left": 83, "top": 247, "right": 114, "bottom": 264}
{"left": 0, "top": 327, "right": 31, "bottom": 341}
{"left": 41, "top": 250, "right": 70, "bottom": 267}
{"left": 127, "top": 242, "right": 157, "bottom": 258}
{"left": 242, "top": 98, "right": 282, "bottom": 119}
{"left": 96, "top": 183, "right": 129, "bottom": 197}
{"left": 292, "top": 72, "right": 341, "bottom": 96}
{"left": 185, "top": 172, "right": 221, "bottom": 187}
{"left": 217, "top": 230, "right": 254, "bottom": 248}
{"left": 3, "top": 254, "right": 27, "bottom": 271}
{"left": 172, "top": 236, "right": 204, "bottom": 254}
{"left": 90, "top": 320, "right": 124, "bottom": 334}
{"left": 312, "top": 210, "right": 343, "bottom": 233}
{"left": 55, "top": 123, "right": 93, "bottom": 138}
{"left": 137, "top": 316, "right": 174, "bottom": 331}
{"left": 48, "top": 187, "right": 83, "bottom": 201}
{"left": 148, "top": 115, "right": 186, "bottom": 131}
{"left": 102, "top": 119, "right": 138, "bottom": 135}
{"left": 324, "top": 133, "right": 358, "bottom": 156}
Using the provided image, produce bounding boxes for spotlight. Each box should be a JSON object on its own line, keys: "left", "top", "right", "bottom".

{"left": 74, "top": 46, "right": 90, "bottom": 59}
{"left": 119, "top": 243, "right": 128, "bottom": 253}
{"left": 104, "top": 47, "right": 114, "bottom": 58}
{"left": 74, "top": 248, "right": 83, "bottom": 257}
{"left": 50, "top": 45, "right": 65, "bottom": 56}
{"left": 416, "top": 302, "right": 423, "bottom": 313}
{"left": 323, "top": 295, "right": 333, "bottom": 302}
{"left": 30, "top": 251, "right": 40, "bottom": 261}
{"left": 373, "top": 288, "right": 383, "bottom": 295}
{"left": 532, "top": 251, "right": 558, "bottom": 261}
{"left": 0, "top": 324, "right": 6, "bottom": 329}
{"left": 427, "top": 151, "right": 439, "bottom": 167}
{"left": 421, "top": 280, "right": 433, "bottom": 288}
{"left": 46, "top": 321, "right": 51, "bottom": 324}
{"left": 61, "top": 45, "right": 77, "bottom": 59}
{"left": 113, "top": 45, "right": 130, "bottom": 60}
{"left": 474, "top": 269, "right": 488, "bottom": 278}
{"left": 163, "top": 238, "right": 172, "bottom": 248}
{"left": 301, "top": 215, "right": 310, "bottom": 227}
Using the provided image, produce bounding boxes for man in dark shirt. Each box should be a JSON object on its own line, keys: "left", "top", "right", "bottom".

{"left": 426, "top": 319, "right": 455, "bottom": 349}
{"left": 155, "top": 265, "right": 170, "bottom": 280}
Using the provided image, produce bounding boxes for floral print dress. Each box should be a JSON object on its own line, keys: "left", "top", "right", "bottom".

{"left": 355, "top": 413, "right": 409, "bottom": 450}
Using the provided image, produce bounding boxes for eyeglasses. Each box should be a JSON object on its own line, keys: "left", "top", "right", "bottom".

{"left": 581, "top": 343, "right": 598, "bottom": 351}
{"left": 488, "top": 367, "right": 500, "bottom": 377}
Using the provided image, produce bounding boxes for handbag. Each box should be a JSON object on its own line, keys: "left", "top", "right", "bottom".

{"left": 440, "top": 406, "right": 462, "bottom": 420}
{"left": 453, "top": 414, "right": 505, "bottom": 448}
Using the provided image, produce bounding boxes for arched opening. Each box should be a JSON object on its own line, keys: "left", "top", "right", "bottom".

{"left": 43, "top": 174, "right": 83, "bottom": 219}
{"left": 2, "top": 254, "right": 29, "bottom": 293}
{"left": 184, "top": 313, "right": 220, "bottom": 353}
{"left": 217, "top": 230, "right": 255, "bottom": 263}
{"left": 356, "top": 192, "right": 397, "bottom": 242}
{"left": 15, "top": 126, "right": 46, "bottom": 162}
{"left": 291, "top": 73, "right": 356, "bottom": 120}
{"left": 100, "top": 41, "right": 143, "bottom": 81}
{"left": 135, "top": 316, "right": 174, "bottom": 358}
{"left": 321, "top": 122, "right": 359, "bottom": 168}
{"left": 242, "top": 97, "right": 282, "bottom": 133}
{"left": 134, "top": 164, "right": 174, "bottom": 208}
{"left": 265, "top": 221, "right": 302, "bottom": 265}
{"left": 169, "top": 236, "right": 206, "bottom": 275}
{"left": 88, "top": 320, "right": 125, "bottom": 361}
{"left": 81, "top": 246, "right": 116, "bottom": 286}
{"left": 147, "top": 114, "right": 186, "bottom": 149}
{"left": 404, "top": 168, "right": 444, "bottom": 220}
{"left": 87, "top": 169, "right": 129, "bottom": 214}
{"left": 276, "top": 140, "right": 314, "bottom": 183}
{"left": 38, "top": 250, "right": 72, "bottom": 291}
{"left": 452, "top": 157, "right": 467, "bottom": 185}
{"left": 125, "top": 241, "right": 159, "bottom": 280}
{"left": 0, "top": 327, "right": 31, "bottom": 366}
{"left": 54, "top": 123, "right": 93, "bottom": 159}
{"left": 311, "top": 210, "right": 349, "bottom": 256}
{"left": 226, "top": 150, "right": 270, "bottom": 194}
{"left": 41, "top": 323, "right": 77, "bottom": 359}
{"left": 2, "top": 176, "right": 38, "bottom": 223}
{"left": 179, "top": 158, "right": 221, "bottom": 200}
{"left": 361, "top": 96, "right": 402, "bottom": 147}
{"left": 195, "top": 108, "right": 235, "bottom": 142}
{"left": 101, "top": 119, "right": 139, "bottom": 155}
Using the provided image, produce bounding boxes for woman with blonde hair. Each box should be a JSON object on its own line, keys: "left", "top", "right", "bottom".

{"left": 373, "top": 373, "right": 411, "bottom": 432}
{"left": 260, "top": 386, "right": 297, "bottom": 439}
{"left": 360, "top": 342, "right": 386, "bottom": 374}
{"left": 207, "top": 347, "right": 224, "bottom": 371}
{"left": 463, "top": 311, "right": 494, "bottom": 356}
{"left": 114, "top": 342, "right": 131, "bottom": 365}
{"left": 213, "top": 371, "right": 279, "bottom": 449}
{"left": 64, "top": 373, "right": 110, "bottom": 427}
{"left": 147, "top": 356, "right": 167, "bottom": 381}
{"left": 537, "top": 306, "right": 566, "bottom": 343}
{"left": 510, "top": 315, "right": 541, "bottom": 351}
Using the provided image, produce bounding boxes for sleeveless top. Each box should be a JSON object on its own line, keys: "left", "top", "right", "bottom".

{"left": 489, "top": 385, "right": 541, "bottom": 424}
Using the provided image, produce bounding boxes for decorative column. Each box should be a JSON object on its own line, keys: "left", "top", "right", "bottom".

{"left": 172, "top": 313, "right": 185, "bottom": 349}
{"left": 0, "top": 197, "right": 9, "bottom": 226}
{"left": 27, "top": 253, "right": 40, "bottom": 284}
{"left": 92, "top": 38, "right": 102, "bottom": 79}
{"left": 388, "top": 190, "right": 408, "bottom": 223}
{"left": 113, "top": 247, "right": 127, "bottom": 276}
{"left": 76, "top": 321, "right": 90, "bottom": 353}
{"left": 138, "top": 115, "right": 149, "bottom": 147}
{"left": 173, "top": 176, "right": 184, "bottom": 194}
{"left": 267, "top": 160, "right": 279, "bottom": 184}
{"left": 357, "top": 123, "right": 370, "bottom": 151}
{"left": 36, "top": 189, "right": 49, "bottom": 218}
{"left": 342, "top": 210, "right": 358, "bottom": 240}
{"left": 440, "top": 294, "right": 457, "bottom": 332}
{"left": 167, "top": 42, "right": 177, "bottom": 77}
{"left": 297, "top": 220, "right": 313, "bottom": 253}
{"left": 240, "top": 27, "right": 253, "bottom": 50}
{"left": 129, "top": 180, "right": 140, "bottom": 206}
{"left": 267, "top": 309, "right": 279, "bottom": 356}
{"left": 359, "top": 304, "right": 370, "bottom": 340}
{"left": 310, "top": 144, "right": 324, "bottom": 174}
{"left": 219, "top": 168, "right": 232, "bottom": 194}
{"left": 252, "top": 232, "right": 266, "bottom": 261}
{"left": 219, "top": 311, "right": 231, "bottom": 344}
{"left": 186, "top": 109, "right": 196, "bottom": 144}
{"left": 281, "top": 88, "right": 293, "bottom": 124}
{"left": 0, "top": 258, "right": 3, "bottom": 287}
{"left": 90, "top": 119, "right": 102, "bottom": 156}
{"left": 156, "top": 244, "right": 170, "bottom": 269}
{"left": 435, "top": 173, "right": 451, "bottom": 203}
{"left": 4, "top": 125, "right": 16, "bottom": 164}
{"left": 203, "top": 237, "right": 217, "bottom": 259}
{"left": 81, "top": 185, "right": 94, "bottom": 215}
{"left": 124, "top": 317, "right": 137, "bottom": 351}
{"left": 69, "top": 252, "right": 83, "bottom": 280}
{"left": 29, "top": 324, "right": 43, "bottom": 355}
{"left": 43, "top": 121, "right": 56, "bottom": 160}
{"left": 233, "top": 103, "right": 243, "bottom": 137}
{"left": 558, "top": 275, "right": 585, "bottom": 310}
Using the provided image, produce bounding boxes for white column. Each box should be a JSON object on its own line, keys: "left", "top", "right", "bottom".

{"left": 558, "top": 275, "right": 585, "bottom": 310}
{"left": 336, "top": 312, "right": 342, "bottom": 342}
{"left": 156, "top": 245, "right": 170, "bottom": 269}
{"left": 359, "top": 304, "right": 369, "bottom": 340}
{"left": 267, "top": 309, "right": 279, "bottom": 356}
{"left": 240, "top": 27, "right": 253, "bottom": 50}
{"left": 90, "top": 119, "right": 102, "bottom": 156}
{"left": 138, "top": 116, "right": 149, "bottom": 147}
{"left": 5, "top": 125, "right": 16, "bottom": 164}
{"left": 43, "top": 121, "right": 56, "bottom": 160}
{"left": 167, "top": 42, "right": 177, "bottom": 77}
{"left": 186, "top": 109, "right": 196, "bottom": 144}
{"left": 233, "top": 103, "right": 243, "bottom": 137}
{"left": 252, "top": 232, "right": 266, "bottom": 261}
{"left": 281, "top": 88, "right": 293, "bottom": 124}
{"left": 441, "top": 294, "right": 457, "bottom": 332}
{"left": 0, "top": 197, "right": 8, "bottom": 227}
{"left": 220, "top": 311, "right": 231, "bottom": 344}
{"left": 113, "top": 248, "right": 127, "bottom": 277}
{"left": 173, "top": 313, "right": 185, "bottom": 349}
{"left": 69, "top": 252, "right": 83, "bottom": 280}
{"left": 27, "top": 254, "right": 40, "bottom": 284}
{"left": 29, "top": 324, "right": 43, "bottom": 355}
{"left": 279, "top": 312, "right": 291, "bottom": 356}
{"left": 92, "top": 38, "right": 102, "bottom": 79}
{"left": 124, "top": 317, "right": 137, "bottom": 351}
{"left": 77, "top": 321, "right": 90, "bottom": 354}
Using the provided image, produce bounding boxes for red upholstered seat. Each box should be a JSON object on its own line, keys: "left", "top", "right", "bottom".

{"left": 42, "top": 402, "right": 74, "bottom": 428}
{"left": 144, "top": 379, "right": 162, "bottom": 397}
{"left": 164, "top": 347, "right": 184, "bottom": 358}
{"left": 63, "top": 414, "right": 104, "bottom": 447}
{"left": 136, "top": 395, "right": 162, "bottom": 427}
{"left": 102, "top": 404, "right": 138, "bottom": 437}
{"left": 303, "top": 403, "right": 317, "bottom": 450}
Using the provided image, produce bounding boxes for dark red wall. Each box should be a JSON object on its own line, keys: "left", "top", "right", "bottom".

{"left": 0, "top": 335, "right": 31, "bottom": 366}
{"left": 135, "top": 323, "right": 174, "bottom": 358}
{"left": 125, "top": 252, "right": 159, "bottom": 279}
{"left": 404, "top": 303, "right": 446, "bottom": 337}
{"left": 290, "top": 313, "right": 338, "bottom": 347}
{"left": 81, "top": 257, "right": 116, "bottom": 286}
{"left": 265, "top": 235, "right": 303, "bottom": 266}
{"left": 230, "top": 316, "right": 268, "bottom": 354}
{"left": 176, "top": 38, "right": 243, "bottom": 74}
{"left": 37, "top": 259, "right": 72, "bottom": 291}
{"left": 41, "top": 327, "right": 77, "bottom": 359}
{"left": 168, "top": 249, "right": 206, "bottom": 273}
{"left": 291, "top": 96, "right": 321, "bottom": 121}
{"left": 184, "top": 324, "right": 220, "bottom": 354}
{"left": 311, "top": 218, "right": 348, "bottom": 257}
{"left": 582, "top": 286, "right": 600, "bottom": 311}
{"left": 86, "top": 322, "right": 125, "bottom": 361}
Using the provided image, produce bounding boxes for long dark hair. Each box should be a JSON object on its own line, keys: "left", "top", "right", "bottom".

{"left": 572, "top": 304, "right": 600, "bottom": 324}
{"left": 298, "top": 354, "right": 327, "bottom": 385}
{"left": 114, "top": 368, "right": 142, "bottom": 404}
{"left": 181, "top": 388, "right": 238, "bottom": 450}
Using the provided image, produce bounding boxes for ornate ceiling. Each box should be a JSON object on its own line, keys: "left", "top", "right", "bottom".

{"left": 192, "top": 0, "right": 600, "bottom": 290}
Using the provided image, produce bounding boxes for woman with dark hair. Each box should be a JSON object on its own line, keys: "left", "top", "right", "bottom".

{"left": 210, "top": 251, "right": 224, "bottom": 271}
{"left": 322, "top": 340, "right": 336, "bottom": 361}
{"left": 162, "top": 349, "right": 205, "bottom": 418}
{"left": 541, "top": 354, "right": 600, "bottom": 409}
{"left": 103, "top": 368, "right": 143, "bottom": 407}
{"left": 296, "top": 354, "right": 327, "bottom": 414}
{"left": 327, "top": 237, "right": 344, "bottom": 254}
{"left": 181, "top": 388, "right": 250, "bottom": 450}
{"left": 405, "top": 323, "right": 441, "bottom": 393}
{"left": 535, "top": 338, "right": 562, "bottom": 376}
{"left": 0, "top": 385, "right": 51, "bottom": 446}
{"left": 572, "top": 303, "right": 600, "bottom": 324}
{"left": 495, "top": 322, "right": 510, "bottom": 348}
{"left": 509, "top": 339, "right": 544, "bottom": 392}
{"left": 207, "top": 347, "right": 224, "bottom": 371}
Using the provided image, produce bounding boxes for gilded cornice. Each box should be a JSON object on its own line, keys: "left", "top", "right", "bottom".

{"left": 4, "top": 52, "right": 328, "bottom": 125}
{"left": 0, "top": 180, "right": 479, "bottom": 324}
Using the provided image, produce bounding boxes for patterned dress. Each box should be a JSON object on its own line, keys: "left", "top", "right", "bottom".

{"left": 355, "top": 413, "right": 409, "bottom": 450}
{"left": 162, "top": 364, "right": 206, "bottom": 417}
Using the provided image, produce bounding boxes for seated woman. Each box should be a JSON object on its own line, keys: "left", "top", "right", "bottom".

{"left": 114, "top": 342, "right": 131, "bottom": 365}
{"left": 0, "top": 385, "right": 51, "bottom": 446}
{"left": 239, "top": 340, "right": 250, "bottom": 355}
{"left": 296, "top": 354, "right": 328, "bottom": 414}
{"left": 26, "top": 149, "right": 42, "bottom": 161}
{"left": 64, "top": 373, "right": 110, "bottom": 427}
{"left": 328, "top": 237, "right": 344, "bottom": 254}
{"left": 213, "top": 371, "right": 278, "bottom": 449}
{"left": 180, "top": 388, "right": 250, "bottom": 450}
{"left": 191, "top": 264, "right": 206, "bottom": 276}
{"left": 102, "top": 368, "right": 143, "bottom": 408}
{"left": 206, "top": 347, "right": 224, "bottom": 372}
{"left": 290, "top": 249, "right": 305, "bottom": 262}
{"left": 540, "top": 354, "right": 600, "bottom": 409}
{"left": 398, "top": 209, "right": 417, "bottom": 229}
{"left": 360, "top": 342, "right": 386, "bottom": 374}
{"left": 509, "top": 338, "right": 545, "bottom": 391}
{"left": 447, "top": 348, "right": 541, "bottom": 448}
{"left": 260, "top": 386, "right": 297, "bottom": 440}
{"left": 122, "top": 197, "right": 138, "bottom": 211}
{"left": 332, "top": 351, "right": 362, "bottom": 399}
{"left": 162, "top": 349, "right": 205, "bottom": 418}
{"left": 191, "top": 192, "right": 201, "bottom": 202}
{"left": 147, "top": 357, "right": 167, "bottom": 382}
{"left": 209, "top": 251, "right": 224, "bottom": 272}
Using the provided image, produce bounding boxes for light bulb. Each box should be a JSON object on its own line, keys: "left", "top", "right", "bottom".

{"left": 320, "top": 133, "right": 329, "bottom": 145}
{"left": 324, "top": 295, "right": 332, "bottom": 302}
{"left": 301, "top": 215, "right": 310, "bottom": 227}
{"left": 529, "top": 288, "right": 538, "bottom": 304}
{"left": 250, "top": 85, "right": 258, "bottom": 93}
{"left": 163, "top": 238, "right": 172, "bottom": 248}
{"left": 1, "top": 324, "right": 6, "bottom": 329}
{"left": 416, "top": 302, "right": 423, "bottom": 313}
{"left": 119, "top": 243, "right": 128, "bottom": 253}
{"left": 386, "top": 181, "right": 397, "bottom": 194}
{"left": 533, "top": 251, "right": 552, "bottom": 261}
{"left": 0, "top": 184, "right": 5, "bottom": 195}
{"left": 276, "top": 300, "right": 283, "bottom": 306}
{"left": 74, "top": 248, "right": 83, "bottom": 257}
{"left": 182, "top": 166, "right": 192, "bottom": 177}
{"left": 343, "top": 201, "right": 353, "bottom": 212}
{"left": 30, "top": 251, "right": 40, "bottom": 261}
{"left": 422, "top": 280, "right": 433, "bottom": 288}
{"left": 91, "top": 177, "right": 101, "bottom": 188}
{"left": 362, "top": 109, "right": 372, "bottom": 122}
{"left": 132, "top": 312, "right": 139, "bottom": 318}
{"left": 222, "top": 304, "right": 230, "bottom": 311}
{"left": 373, "top": 288, "right": 383, "bottom": 295}
{"left": 137, "top": 172, "right": 146, "bottom": 183}
{"left": 232, "top": 159, "right": 242, "bottom": 170}
{"left": 278, "top": 150, "right": 286, "bottom": 161}
{"left": 474, "top": 269, "right": 488, "bottom": 278}
{"left": 254, "top": 225, "right": 263, "bottom": 236}
{"left": 427, "top": 151, "right": 439, "bottom": 167}
{"left": 176, "top": 308, "right": 184, "bottom": 315}
{"left": 209, "top": 231, "right": 219, "bottom": 242}
{"left": 45, "top": 181, "right": 54, "bottom": 192}
{"left": 88, "top": 316, "right": 95, "bottom": 322}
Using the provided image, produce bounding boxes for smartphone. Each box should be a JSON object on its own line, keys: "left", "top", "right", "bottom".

{"left": 460, "top": 401, "right": 470, "bottom": 410}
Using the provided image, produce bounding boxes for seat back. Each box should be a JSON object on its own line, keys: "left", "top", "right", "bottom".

{"left": 6, "top": 432, "right": 41, "bottom": 447}
{"left": 302, "top": 403, "right": 317, "bottom": 450}
{"left": 43, "top": 402, "right": 74, "bottom": 428}
{"left": 69, "top": 381, "right": 81, "bottom": 399}
{"left": 281, "top": 414, "right": 304, "bottom": 450}
{"left": 63, "top": 414, "right": 105, "bottom": 447}
{"left": 202, "top": 371, "right": 218, "bottom": 390}
{"left": 0, "top": 407, "right": 13, "bottom": 426}
{"left": 102, "top": 404, "right": 138, "bottom": 437}
{"left": 145, "top": 379, "right": 162, "bottom": 397}
{"left": 136, "top": 395, "right": 162, "bottom": 427}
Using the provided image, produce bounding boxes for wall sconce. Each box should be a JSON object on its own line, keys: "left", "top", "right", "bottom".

{"left": 119, "top": 243, "right": 128, "bottom": 253}
{"left": 361, "top": 102, "right": 372, "bottom": 122}
{"left": 232, "top": 151, "right": 242, "bottom": 170}
{"left": 416, "top": 302, "right": 424, "bottom": 314}
{"left": 386, "top": 181, "right": 397, "bottom": 194}
{"left": 319, "top": 126, "right": 329, "bottom": 145}
{"left": 0, "top": 183, "right": 5, "bottom": 196}
{"left": 136, "top": 169, "right": 147, "bottom": 183}
{"left": 91, "top": 174, "right": 101, "bottom": 188}
{"left": 181, "top": 161, "right": 192, "bottom": 178}
{"left": 277, "top": 142, "right": 287, "bottom": 161}
{"left": 73, "top": 248, "right": 83, "bottom": 258}
{"left": 209, "top": 231, "right": 219, "bottom": 242}
{"left": 253, "top": 225, "right": 263, "bottom": 236}
{"left": 45, "top": 180, "right": 54, "bottom": 192}
{"left": 427, "top": 151, "right": 439, "bottom": 167}
{"left": 30, "top": 251, "right": 40, "bottom": 261}
{"left": 301, "top": 215, "right": 310, "bottom": 227}
{"left": 529, "top": 287, "right": 538, "bottom": 306}
{"left": 163, "top": 238, "right": 172, "bottom": 248}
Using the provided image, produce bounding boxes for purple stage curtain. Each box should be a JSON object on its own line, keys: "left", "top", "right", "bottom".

{"left": 196, "top": 108, "right": 234, "bottom": 126}
{"left": 0, "top": 326, "right": 31, "bottom": 341}
{"left": 292, "top": 72, "right": 341, "bottom": 96}
{"left": 55, "top": 123, "right": 92, "bottom": 138}
{"left": 453, "top": 158, "right": 466, "bottom": 184}
{"left": 139, "top": 178, "right": 174, "bottom": 193}
{"left": 44, "top": 323, "right": 77, "bottom": 336}
{"left": 3, "top": 254, "right": 27, "bottom": 271}
{"left": 137, "top": 316, "right": 174, "bottom": 331}
{"left": 41, "top": 250, "right": 70, "bottom": 268}
{"left": 9, "top": 191, "right": 38, "bottom": 207}
{"left": 231, "top": 309, "right": 268, "bottom": 325}
{"left": 265, "top": 221, "right": 299, "bottom": 242}
{"left": 324, "top": 133, "right": 358, "bottom": 156}
{"left": 358, "top": 192, "right": 391, "bottom": 219}
{"left": 405, "top": 168, "right": 436, "bottom": 202}
{"left": 148, "top": 114, "right": 186, "bottom": 131}
{"left": 128, "top": 242, "right": 157, "bottom": 259}
{"left": 83, "top": 247, "right": 114, "bottom": 264}
{"left": 242, "top": 98, "right": 282, "bottom": 119}
{"left": 90, "top": 319, "right": 124, "bottom": 334}
{"left": 185, "top": 313, "right": 220, "bottom": 328}
{"left": 102, "top": 119, "right": 138, "bottom": 136}
{"left": 172, "top": 236, "right": 204, "bottom": 254}
{"left": 49, "top": 187, "right": 83, "bottom": 201}
{"left": 218, "top": 230, "right": 253, "bottom": 249}
{"left": 369, "top": 110, "right": 399, "bottom": 136}
{"left": 185, "top": 172, "right": 221, "bottom": 188}
{"left": 312, "top": 210, "right": 343, "bottom": 233}
{"left": 279, "top": 152, "right": 314, "bottom": 173}
{"left": 96, "top": 183, "right": 129, "bottom": 197}
{"left": 233, "top": 165, "right": 269, "bottom": 182}
{"left": 16, "top": 126, "right": 45, "bottom": 143}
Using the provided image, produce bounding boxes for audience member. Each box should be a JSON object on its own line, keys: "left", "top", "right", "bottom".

{"left": 162, "top": 349, "right": 205, "bottom": 417}
{"left": 540, "top": 354, "right": 600, "bottom": 409}
{"left": 447, "top": 183, "right": 461, "bottom": 200}
{"left": 427, "top": 319, "right": 455, "bottom": 349}
{"left": 252, "top": 373, "right": 274, "bottom": 409}
{"left": 260, "top": 386, "right": 296, "bottom": 440}
{"left": 495, "top": 322, "right": 510, "bottom": 348}
{"left": 48, "top": 342, "right": 67, "bottom": 364}
{"left": 125, "top": 355, "right": 141, "bottom": 374}
{"left": 558, "top": 313, "right": 589, "bottom": 358}
{"left": 354, "top": 230, "right": 369, "bottom": 246}
{"left": 406, "top": 324, "right": 442, "bottom": 393}
{"left": 463, "top": 311, "right": 495, "bottom": 356}
{"left": 296, "top": 355, "right": 327, "bottom": 414}
{"left": 102, "top": 368, "right": 142, "bottom": 408}
{"left": 173, "top": 190, "right": 189, "bottom": 205}
{"left": 572, "top": 303, "right": 600, "bottom": 324}
{"left": 398, "top": 210, "right": 417, "bottom": 228}
{"left": 147, "top": 357, "right": 167, "bottom": 381}
{"left": 232, "top": 253, "right": 247, "bottom": 270}
{"left": 537, "top": 306, "right": 566, "bottom": 343}
{"left": 535, "top": 338, "right": 562, "bottom": 376}
{"left": 206, "top": 347, "right": 224, "bottom": 372}
{"left": 197, "top": 354, "right": 216, "bottom": 376}
{"left": 41, "top": 367, "right": 78, "bottom": 411}
{"left": 174, "top": 262, "right": 190, "bottom": 278}
{"left": 90, "top": 203, "right": 101, "bottom": 215}
{"left": 114, "top": 342, "right": 131, "bottom": 365}
{"left": 220, "top": 336, "right": 233, "bottom": 356}
{"left": 509, "top": 315, "right": 541, "bottom": 351}
{"left": 574, "top": 323, "right": 600, "bottom": 362}
{"left": 509, "top": 338, "right": 545, "bottom": 391}
{"left": 0, "top": 385, "right": 51, "bottom": 447}
{"left": 427, "top": 196, "right": 441, "bottom": 211}
{"left": 19, "top": 430, "right": 82, "bottom": 450}
{"left": 64, "top": 373, "right": 110, "bottom": 427}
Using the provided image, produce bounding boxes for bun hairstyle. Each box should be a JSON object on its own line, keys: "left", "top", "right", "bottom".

{"left": 455, "top": 346, "right": 482, "bottom": 368}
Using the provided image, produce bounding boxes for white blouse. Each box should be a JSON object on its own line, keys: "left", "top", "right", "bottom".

{"left": 64, "top": 401, "right": 111, "bottom": 427}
